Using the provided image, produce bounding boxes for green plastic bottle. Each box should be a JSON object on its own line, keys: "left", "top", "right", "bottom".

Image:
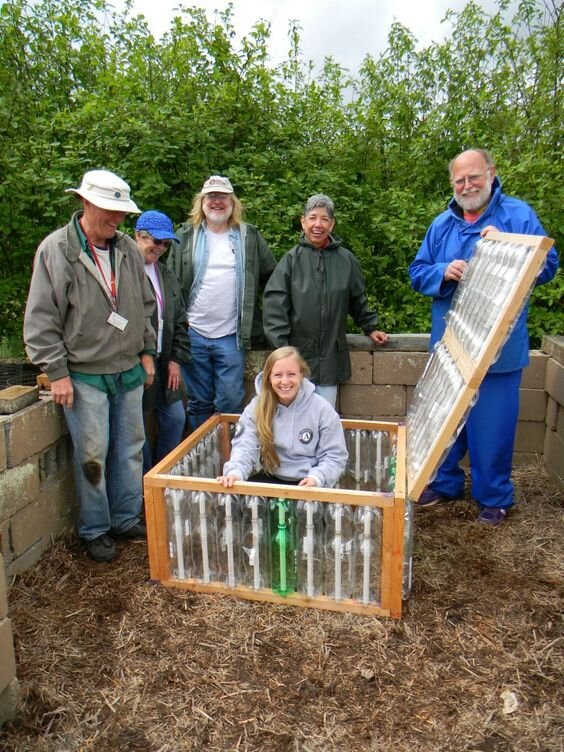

{"left": 269, "top": 498, "right": 297, "bottom": 596}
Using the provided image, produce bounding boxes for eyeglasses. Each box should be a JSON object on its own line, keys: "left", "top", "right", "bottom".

{"left": 138, "top": 231, "right": 171, "bottom": 248}
{"left": 204, "top": 192, "right": 230, "bottom": 201}
{"left": 452, "top": 169, "right": 490, "bottom": 189}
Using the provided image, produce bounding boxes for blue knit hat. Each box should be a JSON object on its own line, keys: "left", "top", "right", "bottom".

{"left": 135, "top": 210, "right": 179, "bottom": 242}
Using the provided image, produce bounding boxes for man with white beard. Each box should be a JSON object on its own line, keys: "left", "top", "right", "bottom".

{"left": 409, "top": 149, "right": 559, "bottom": 526}
{"left": 168, "top": 176, "right": 276, "bottom": 430}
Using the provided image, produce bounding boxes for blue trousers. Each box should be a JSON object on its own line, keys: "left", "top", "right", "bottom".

{"left": 429, "top": 370, "right": 521, "bottom": 509}
{"left": 64, "top": 378, "right": 145, "bottom": 540}
{"left": 182, "top": 329, "right": 245, "bottom": 431}
{"left": 142, "top": 363, "right": 186, "bottom": 472}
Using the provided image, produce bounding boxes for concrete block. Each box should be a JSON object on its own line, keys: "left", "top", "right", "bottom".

{"left": 514, "top": 421, "right": 546, "bottom": 453}
{"left": 0, "top": 462, "right": 40, "bottom": 522}
{"left": 40, "top": 472, "right": 77, "bottom": 524}
{"left": 4, "top": 397, "right": 68, "bottom": 468}
{"left": 545, "top": 359, "right": 564, "bottom": 406}
{"left": 5, "top": 539, "right": 46, "bottom": 577}
{"left": 557, "top": 406, "right": 564, "bottom": 438}
{"left": 0, "top": 619, "right": 17, "bottom": 694}
{"left": 344, "top": 351, "right": 373, "bottom": 385}
{"left": 0, "top": 556, "right": 7, "bottom": 618}
{"left": 0, "top": 425, "right": 5, "bottom": 473}
{"left": 521, "top": 352, "right": 548, "bottom": 389}
{"left": 0, "top": 521, "right": 9, "bottom": 563}
{"left": 0, "top": 385, "right": 39, "bottom": 415}
{"left": 543, "top": 429, "right": 564, "bottom": 487}
{"left": 373, "top": 351, "right": 429, "bottom": 386}
{"left": 11, "top": 473, "right": 78, "bottom": 559}
{"left": 0, "top": 677, "right": 19, "bottom": 728}
{"left": 347, "top": 333, "right": 430, "bottom": 352}
{"left": 11, "top": 499, "right": 47, "bottom": 558}
{"left": 244, "top": 350, "right": 269, "bottom": 381}
{"left": 339, "top": 385, "right": 406, "bottom": 417}
{"left": 406, "top": 386, "right": 415, "bottom": 410}
{"left": 512, "top": 452, "right": 542, "bottom": 467}
{"left": 546, "top": 396, "right": 558, "bottom": 431}
{"left": 518, "top": 389, "right": 547, "bottom": 422}
{"left": 541, "top": 335, "right": 564, "bottom": 365}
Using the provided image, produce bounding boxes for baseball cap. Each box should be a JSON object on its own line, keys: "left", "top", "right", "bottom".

{"left": 135, "top": 211, "right": 179, "bottom": 242}
{"left": 66, "top": 169, "right": 140, "bottom": 213}
{"left": 201, "top": 175, "right": 234, "bottom": 194}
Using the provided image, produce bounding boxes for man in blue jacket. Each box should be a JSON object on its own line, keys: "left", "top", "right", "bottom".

{"left": 409, "top": 148, "right": 559, "bottom": 526}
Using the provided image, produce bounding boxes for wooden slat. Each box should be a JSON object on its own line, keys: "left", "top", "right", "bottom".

{"left": 155, "top": 578, "right": 391, "bottom": 618}
{"left": 342, "top": 418, "right": 399, "bottom": 434}
{"left": 144, "top": 485, "right": 171, "bottom": 583}
{"left": 443, "top": 328, "right": 478, "bottom": 387}
{"left": 144, "top": 474, "right": 397, "bottom": 509}
{"left": 484, "top": 231, "right": 554, "bottom": 250}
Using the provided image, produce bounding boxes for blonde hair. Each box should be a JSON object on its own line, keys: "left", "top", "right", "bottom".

{"left": 256, "top": 347, "right": 310, "bottom": 474}
{"left": 188, "top": 191, "right": 244, "bottom": 227}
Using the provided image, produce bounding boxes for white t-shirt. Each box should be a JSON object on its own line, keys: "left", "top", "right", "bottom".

{"left": 188, "top": 229, "right": 237, "bottom": 338}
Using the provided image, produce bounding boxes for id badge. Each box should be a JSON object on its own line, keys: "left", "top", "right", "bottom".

{"left": 107, "top": 311, "right": 128, "bottom": 331}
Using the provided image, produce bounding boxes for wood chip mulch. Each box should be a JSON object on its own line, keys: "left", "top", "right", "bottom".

{"left": 3, "top": 463, "right": 563, "bottom": 752}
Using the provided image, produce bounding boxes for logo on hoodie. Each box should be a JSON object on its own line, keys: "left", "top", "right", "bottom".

{"left": 298, "top": 428, "right": 313, "bottom": 444}
{"left": 234, "top": 422, "right": 244, "bottom": 438}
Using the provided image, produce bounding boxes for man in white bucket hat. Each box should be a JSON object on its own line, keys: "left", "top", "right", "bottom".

{"left": 24, "top": 169, "right": 156, "bottom": 562}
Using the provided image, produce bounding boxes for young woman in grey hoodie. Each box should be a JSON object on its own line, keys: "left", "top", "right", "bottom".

{"left": 217, "top": 347, "right": 348, "bottom": 488}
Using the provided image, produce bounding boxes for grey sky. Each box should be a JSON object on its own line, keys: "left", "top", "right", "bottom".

{"left": 127, "top": 0, "right": 492, "bottom": 73}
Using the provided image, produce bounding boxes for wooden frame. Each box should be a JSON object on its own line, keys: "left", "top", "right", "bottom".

{"left": 145, "top": 416, "right": 409, "bottom": 618}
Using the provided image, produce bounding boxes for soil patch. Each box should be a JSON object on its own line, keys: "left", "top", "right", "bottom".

{"left": 3, "top": 463, "right": 563, "bottom": 751}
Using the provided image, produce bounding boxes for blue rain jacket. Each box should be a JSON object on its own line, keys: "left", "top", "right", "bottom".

{"left": 409, "top": 178, "right": 559, "bottom": 372}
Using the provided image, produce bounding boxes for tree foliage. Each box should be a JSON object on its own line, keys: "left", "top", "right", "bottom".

{"left": 0, "top": 0, "right": 561, "bottom": 352}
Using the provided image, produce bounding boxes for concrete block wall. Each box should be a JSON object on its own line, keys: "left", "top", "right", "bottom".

{"left": 0, "top": 395, "right": 77, "bottom": 725}
{"left": 244, "top": 334, "right": 553, "bottom": 466}
{"left": 0, "top": 552, "right": 19, "bottom": 728}
{"left": 542, "top": 336, "right": 564, "bottom": 491}
{"left": 0, "top": 396, "right": 77, "bottom": 577}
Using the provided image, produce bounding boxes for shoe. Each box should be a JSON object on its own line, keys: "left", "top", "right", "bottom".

{"left": 85, "top": 534, "right": 117, "bottom": 562}
{"left": 416, "top": 486, "right": 456, "bottom": 507}
{"left": 111, "top": 522, "right": 147, "bottom": 539}
{"left": 477, "top": 507, "right": 507, "bottom": 527}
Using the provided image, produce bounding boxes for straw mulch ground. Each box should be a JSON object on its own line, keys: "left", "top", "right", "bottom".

{"left": 3, "top": 463, "right": 563, "bottom": 752}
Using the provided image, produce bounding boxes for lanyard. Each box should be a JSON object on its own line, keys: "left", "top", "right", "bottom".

{"left": 80, "top": 220, "right": 117, "bottom": 306}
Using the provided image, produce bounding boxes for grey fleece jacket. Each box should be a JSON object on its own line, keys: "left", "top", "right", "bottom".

{"left": 222, "top": 374, "right": 348, "bottom": 487}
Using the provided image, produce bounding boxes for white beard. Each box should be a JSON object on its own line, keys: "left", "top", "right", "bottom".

{"left": 204, "top": 204, "right": 233, "bottom": 227}
{"left": 454, "top": 183, "right": 492, "bottom": 212}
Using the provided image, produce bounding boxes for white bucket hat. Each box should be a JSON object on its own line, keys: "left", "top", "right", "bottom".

{"left": 66, "top": 169, "right": 140, "bottom": 213}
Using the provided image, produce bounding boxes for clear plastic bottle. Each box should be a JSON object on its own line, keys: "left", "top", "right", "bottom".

{"left": 323, "top": 503, "right": 356, "bottom": 600}
{"left": 352, "top": 505, "right": 382, "bottom": 605}
{"left": 217, "top": 493, "right": 243, "bottom": 587}
{"left": 240, "top": 495, "right": 271, "bottom": 590}
{"left": 296, "top": 500, "right": 325, "bottom": 597}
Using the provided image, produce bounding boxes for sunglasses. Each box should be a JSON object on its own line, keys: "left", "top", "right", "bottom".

{"left": 138, "top": 231, "right": 171, "bottom": 248}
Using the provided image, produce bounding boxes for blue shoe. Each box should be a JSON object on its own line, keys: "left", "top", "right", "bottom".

{"left": 477, "top": 507, "right": 507, "bottom": 527}
{"left": 416, "top": 487, "right": 456, "bottom": 507}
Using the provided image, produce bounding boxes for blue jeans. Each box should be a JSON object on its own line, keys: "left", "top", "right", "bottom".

{"left": 314, "top": 384, "right": 338, "bottom": 408}
{"left": 181, "top": 329, "right": 245, "bottom": 431}
{"left": 64, "top": 377, "right": 145, "bottom": 540}
{"left": 143, "top": 364, "right": 186, "bottom": 472}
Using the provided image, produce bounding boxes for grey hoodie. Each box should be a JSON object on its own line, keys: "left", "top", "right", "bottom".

{"left": 222, "top": 373, "right": 348, "bottom": 487}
